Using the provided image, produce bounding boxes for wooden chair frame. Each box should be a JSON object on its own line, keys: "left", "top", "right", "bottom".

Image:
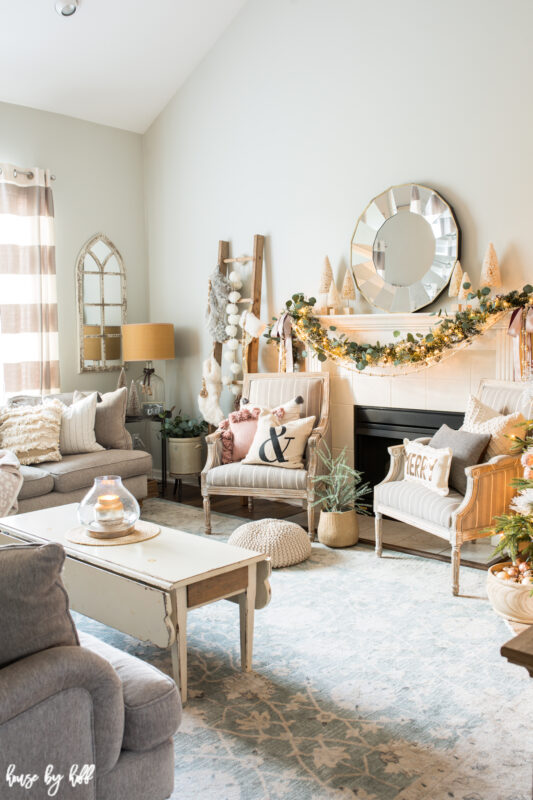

{"left": 201, "top": 373, "right": 330, "bottom": 540}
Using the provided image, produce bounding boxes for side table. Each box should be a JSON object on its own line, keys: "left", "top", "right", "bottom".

{"left": 170, "top": 471, "right": 202, "bottom": 503}
{"left": 126, "top": 412, "right": 171, "bottom": 497}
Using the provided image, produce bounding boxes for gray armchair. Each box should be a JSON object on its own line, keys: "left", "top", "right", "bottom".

{"left": 201, "top": 372, "right": 330, "bottom": 539}
{"left": 374, "top": 380, "right": 532, "bottom": 596}
{"left": 0, "top": 543, "right": 181, "bottom": 800}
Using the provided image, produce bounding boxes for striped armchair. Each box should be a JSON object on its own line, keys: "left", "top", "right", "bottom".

{"left": 374, "top": 380, "right": 532, "bottom": 596}
{"left": 201, "top": 373, "right": 330, "bottom": 540}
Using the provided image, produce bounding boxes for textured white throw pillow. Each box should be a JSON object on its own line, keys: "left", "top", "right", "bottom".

{"left": 243, "top": 414, "right": 315, "bottom": 469}
{"left": 462, "top": 394, "right": 525, "bottom": 460}
{"left": 54, "top": 392, "right": 104, "bottom": 455}
{"left": 403, "top": 439, "right": 452, "bottom": 496}
{"left": 0, "top": 400, "right": 63, "bottom": 465}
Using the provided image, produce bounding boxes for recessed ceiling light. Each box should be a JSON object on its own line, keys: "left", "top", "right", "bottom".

{"left": 55, "top": 0, "right": 78, "bottom": 16}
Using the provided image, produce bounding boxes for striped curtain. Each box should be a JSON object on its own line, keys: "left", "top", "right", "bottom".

{"left": 0, "top": 163, "right": 60, "bottom": 401}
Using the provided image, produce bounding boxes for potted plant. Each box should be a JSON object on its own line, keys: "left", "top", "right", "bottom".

{"left": 160, "top": 411, "right": 208, "bottom": 476}
{"left": 487, "top": 423, "right": 533, "bottom": 623}
{"left": 312, "top": 445, "right": 371, "bottom": 547}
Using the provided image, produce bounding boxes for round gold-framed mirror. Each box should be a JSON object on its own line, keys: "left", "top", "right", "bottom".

{"left": 351, "top": 183, "right": 460, "bottom": 313}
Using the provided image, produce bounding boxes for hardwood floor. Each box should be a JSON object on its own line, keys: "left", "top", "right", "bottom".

{"left": 155, "top": 479, "right": 494, "bottom": 571}
{"left": 160, "top": 480, "right": 304, "bottom": 523}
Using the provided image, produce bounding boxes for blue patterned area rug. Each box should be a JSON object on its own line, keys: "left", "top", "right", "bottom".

{"left": 74, "top": 499, "right": 532, "bottom": 800}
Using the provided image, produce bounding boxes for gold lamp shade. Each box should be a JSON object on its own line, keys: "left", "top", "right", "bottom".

{"left": 121, "top": 323, "right": 175, "bottom": 362}
{"left": 83, "top": 326, "right": 121, "bottom": 361}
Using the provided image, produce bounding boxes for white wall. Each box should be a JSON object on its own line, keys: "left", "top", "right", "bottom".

{"left": 143, "top": 0, "right": 533, "bottom": 417}
{"left": 0, "top": 101, "right": 148, "bottom": 394}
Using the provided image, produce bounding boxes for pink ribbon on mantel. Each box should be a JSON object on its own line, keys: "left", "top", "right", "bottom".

{"left": 271, "top": 312, "right": 294, "bottom": 372}
{"left": 507, "top": 307, "right": 533, "bottom": 379}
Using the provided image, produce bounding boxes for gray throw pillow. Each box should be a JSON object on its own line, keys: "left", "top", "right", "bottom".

{"left": 73, "top": 387, "right": 132, "bottom": 450}
{"left": 429, "top": 424, "right": 490, "bottom": 495}
{"left": 0, "top": 543, "right": 79, "bottom": 668}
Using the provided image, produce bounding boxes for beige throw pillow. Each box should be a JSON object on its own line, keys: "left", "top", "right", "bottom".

{"left": 403, "top": 439, "right": 452, "bottom": 496}
{"left": 0, "top": 401, "right": 63, "bottom": 466}
{"left": 53, "top": 392, "right": 103, "bottom": 455}
{"left": 73, "top": 387, "right": 132, "bottom": 450}
{"left": 462, "top": 394, "right": 525, "bottom": 460}
{"left": 243, "top": 415, "right": 315, "bottom": 470}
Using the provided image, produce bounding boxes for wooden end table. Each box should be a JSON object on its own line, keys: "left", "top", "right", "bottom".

{"left": 0, "top": 504, "right": 271, "bottom": 703}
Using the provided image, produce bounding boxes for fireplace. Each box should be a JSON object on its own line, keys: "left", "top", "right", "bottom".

{"left": 354, "top": 405, "right": 464, "bottom": 501}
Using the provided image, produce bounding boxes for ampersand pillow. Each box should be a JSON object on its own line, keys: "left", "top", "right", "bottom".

{"left": 219, "top": 396, "right": 305, "bottom": 464}
{"left": 243, "top": 414, "right": 316, "bottom": 469}
{"left": 403, "top": 438, "right": 452, "bottom": 496}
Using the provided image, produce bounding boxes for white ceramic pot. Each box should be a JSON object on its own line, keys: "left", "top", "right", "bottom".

{"left": 487, "top": 562, "right": 533, "bottom": 624}
{"left": 168, "top": 436, "right": 203, "bottom": 476}
{"left": 317, "top": 509, "right": 358, "bottom": 548}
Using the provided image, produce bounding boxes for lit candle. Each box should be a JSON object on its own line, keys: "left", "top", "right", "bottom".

{"left": 94, "top": 494, "right": 124, "bottom": 524}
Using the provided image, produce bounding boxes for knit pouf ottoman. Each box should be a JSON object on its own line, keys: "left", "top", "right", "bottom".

{"left": 228, "top": 518, "right": 311, "bottom": 568}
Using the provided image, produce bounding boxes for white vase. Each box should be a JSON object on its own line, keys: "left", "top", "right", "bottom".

{"left": 168, "top": 436, "right": 203, "bottom": 476}
{"left": 487, "top": 562, "right": 533, "bottom": 624}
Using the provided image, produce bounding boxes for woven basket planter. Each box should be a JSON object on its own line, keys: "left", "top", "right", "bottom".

{"left": 317, "top": 509, "right": 358, "bottom": 548}
{"left": 487, "top": 562, "right": 533, "bottom": 624}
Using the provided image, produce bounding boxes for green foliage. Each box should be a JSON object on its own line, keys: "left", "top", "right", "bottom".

{"left": 264, "top": 285, "right": 533, "bottom": 372}
{"left": 489, "top": 513, "right": 533, "bottom": 562}
{"left": 506, "top": 418, "right": 533, "bottom": 453}
{"left": 311, "top": 445, "right": 371, "bottom": 513}
{"left": 159, "top": 411, "right": 208, "bottom": 439}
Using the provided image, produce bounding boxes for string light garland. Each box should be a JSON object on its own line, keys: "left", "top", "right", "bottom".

{"left": 265, "top": 284, "right": 533, "bottom": 376}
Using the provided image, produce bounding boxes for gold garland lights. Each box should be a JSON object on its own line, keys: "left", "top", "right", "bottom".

{"left": 265, "top": 284, "right": 533, "bottom": 375}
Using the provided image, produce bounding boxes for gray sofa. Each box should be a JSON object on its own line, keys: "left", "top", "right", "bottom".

{"left": 0, "top": 542, "right": 181, "bottom": 800}
{"left": 9, "top": 392, "right": 152, "bottom": 513}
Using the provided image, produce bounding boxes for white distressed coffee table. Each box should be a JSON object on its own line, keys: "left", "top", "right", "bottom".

{"left": 0, "top": 503, "right": 271, "bottom": 703}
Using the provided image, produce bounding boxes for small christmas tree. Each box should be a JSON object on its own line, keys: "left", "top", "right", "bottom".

{"left": 327, "top": 280, "right": 341, "bottom": 312}
{"left": 480, "top": 242, "right": 502, "bottom": 289}
{"left": 318, "top": 256, "right": 334, "bottom": 294}
{"left": 458, "top": 271, "right": 472, "bottom": 303}
{"left": 448, "top": 260, "right": 463, "bottom": 297}
{"left": 116, "top": 367, "right": 127, "bottom": 390}
{"left": 341, "top": 268, "right": 356, "bottom": 300}
{"left": 126, "top": 380, "right": 141, "bottom": 417}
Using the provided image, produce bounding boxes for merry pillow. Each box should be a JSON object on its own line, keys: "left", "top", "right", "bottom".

{"left": 403, "top": 438, "right": 452, "bottom": 496}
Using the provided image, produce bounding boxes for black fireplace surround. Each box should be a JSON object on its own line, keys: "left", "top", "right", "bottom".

{"left": 354, "top": 405, "right": 464, "bottom": 500}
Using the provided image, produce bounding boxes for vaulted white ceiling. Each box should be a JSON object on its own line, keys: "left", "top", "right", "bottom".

{"left": 0, "top": 0, "right": 247, "bottom": 133}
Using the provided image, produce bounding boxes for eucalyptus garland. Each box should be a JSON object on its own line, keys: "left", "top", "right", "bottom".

{"left": 265, "top": 284, "right": 533, "bottom": 374}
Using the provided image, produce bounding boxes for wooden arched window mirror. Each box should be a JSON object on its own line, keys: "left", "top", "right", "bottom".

{"left": 76, "top": 233, "right": 127, "bottom": 373}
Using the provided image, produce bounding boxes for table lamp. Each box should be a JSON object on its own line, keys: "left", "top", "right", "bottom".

{"left": 122, "top": 323, "right": 175, "bottom": 414}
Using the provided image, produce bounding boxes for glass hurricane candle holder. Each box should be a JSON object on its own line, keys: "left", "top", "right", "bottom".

{"left": 78, "top": 475, "right": 140, "bottom": 539}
